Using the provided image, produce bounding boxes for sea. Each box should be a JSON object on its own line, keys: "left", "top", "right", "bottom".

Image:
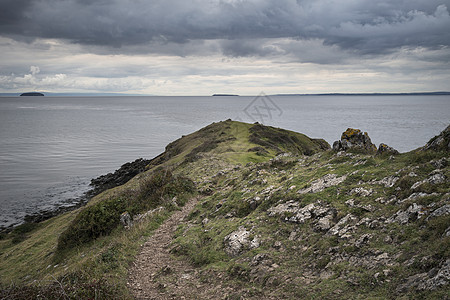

{"left": 0, "top": 95, "right": 449, "bottom": 228}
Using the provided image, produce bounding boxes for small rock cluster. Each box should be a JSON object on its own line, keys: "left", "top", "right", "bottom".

{"left": 333, "top": 128, "right": 377, "bottom": 153}
{"left": 268, "top": 201, "right": 337, "bottom": 231}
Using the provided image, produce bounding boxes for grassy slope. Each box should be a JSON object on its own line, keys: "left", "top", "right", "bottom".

{"left": 172, "top": 148, "right": 449, "bottom": 299}
{"left": 1, "top": 120, "right": 448, "bottom": 299}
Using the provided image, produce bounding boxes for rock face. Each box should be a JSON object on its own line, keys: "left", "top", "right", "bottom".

{"left": 333, "top": 128, "right": 377, "bottom": 153}
{"left": 423, "top": 125, "right": 450, "bottom": 151}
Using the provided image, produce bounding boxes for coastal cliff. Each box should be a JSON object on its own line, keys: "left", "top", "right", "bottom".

{"left": 0, "top": 120, "right": 449, "bottom": 299}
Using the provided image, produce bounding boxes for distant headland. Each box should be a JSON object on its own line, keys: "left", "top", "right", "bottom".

{"left": 20, "top": 92, "right": 44, "bottom": 96}
{"left": 273, "top": 92, "right": 450, "bottom": 96}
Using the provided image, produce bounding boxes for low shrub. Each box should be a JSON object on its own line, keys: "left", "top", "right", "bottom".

{"left": 0, "top": 272, "right": 122, "bottom": 299}
{"left": 57, "top": 169, "right": 195, "bottom": 250}
{"left": 10, "top": 222, "right": 41, "bottom": 244}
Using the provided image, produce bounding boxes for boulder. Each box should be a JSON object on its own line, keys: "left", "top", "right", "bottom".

{"left": 332, "top": 128, "right": 377, "bottom": 153}
{"left": 223, "top": 226, "right": 259, "bottom": 256}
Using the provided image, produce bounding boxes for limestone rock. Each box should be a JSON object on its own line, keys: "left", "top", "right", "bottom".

{"left": 268, "top": 201, "right": 337, "bottom": 230}
{"left": 328, "top": 214, "right": 358, "bottom": 238}
{"left": 332, "top": 128, "right": 377, "bottom": 153}
{"left": 315, "top": 215, "right": 334, "bottom": 231}
{"left": 430, "top": 157, "right": 448, "bottom": 169}
{"left": 411, "top": 171, "right": 446, "bottom": 190}
{"left": 349, "top": 187, "right": 373, "bottom": 197}
{"left": 297, "top": 174, "right": 347, "bottom": 194}
{"left": 425, "top": 259, "right": 450, "bottom": 290}
{"left": 371, "top": 175, "right": 399, "bottom": 188}
{"left": 355, "top": 234, "right": 372, "bottom": 248}
{"left": 267, "top": 200, "right": 299, "bottom": 217}
{"left": 402, "top": 192, "right": 438, "bottom": 203}
{"left": 387, "top": 203, "right": 426, "bottom": 224}
{"left": 223, "top": 226, "right": 259, "bottom": 256}
{"left": 397, "top": 259, "right": 450, "bottom": 292}
{"left": 423, "top": 125, "right": 450, "bottom": 152}
{"left": 120, "top": 207, "right": 164, "bottom": 229}
{"left": 120, "top": 212, "right": 133, "bottom": 228}
{"left": 426, "top": 204, "right": 450, "bottom": 221}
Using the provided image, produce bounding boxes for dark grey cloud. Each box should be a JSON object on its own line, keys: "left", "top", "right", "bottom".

{"left": 1, "top": 0, "right": 449, "bottom": 59}
{"left": 0, "top": 0, "right": 33, "bottom": 33}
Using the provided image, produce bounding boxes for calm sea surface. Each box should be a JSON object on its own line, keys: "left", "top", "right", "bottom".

{"left": 0, "top": 95, "right": 449, "bottom": 227}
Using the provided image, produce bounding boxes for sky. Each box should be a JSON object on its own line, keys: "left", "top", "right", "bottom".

{"left": 0, "top": 0, "right": 449, "bottom": 95}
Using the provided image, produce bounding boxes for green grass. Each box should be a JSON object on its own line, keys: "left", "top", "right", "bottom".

{"left": 1, "top": 120, "right": 448, "bottom": 299}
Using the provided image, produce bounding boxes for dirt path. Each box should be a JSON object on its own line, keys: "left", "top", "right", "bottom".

{"left": 127, "top": 197, "right": 230, "bottom": 299}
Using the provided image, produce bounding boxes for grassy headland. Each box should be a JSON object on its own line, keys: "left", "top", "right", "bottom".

{"left": 0, "top": 120, "right": 448, "bottom": 299}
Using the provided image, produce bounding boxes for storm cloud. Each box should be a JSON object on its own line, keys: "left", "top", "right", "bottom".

{"left": 1, "top": 0, "right": 449, "bottom": 94}
{"left": 1, "top": 0, "right": 449, "bottom": 57}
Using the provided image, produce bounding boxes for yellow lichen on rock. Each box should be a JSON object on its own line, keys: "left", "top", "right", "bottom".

{"left": 341, "top": 128, "right": 361, "bottom": 140}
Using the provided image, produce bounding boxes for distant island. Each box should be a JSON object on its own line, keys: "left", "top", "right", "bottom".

{"left": 20, "top": 92, "right": 44, "bottom": 96}
{"left": 212, "top": 94, "right": 239, "bottom": 96}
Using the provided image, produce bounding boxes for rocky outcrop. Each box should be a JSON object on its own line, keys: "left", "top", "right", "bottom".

{"left": 411, "top": 171, "right": 446, "bottom": 190}
{"left": 268, "top": 201, "right": 337, "bottom": 230}
{"left": 333, "top": 128, "right": 377, "bottom": 153}
{"left": 386, "top": 203, "right": 426, "bottom": 224}
{"left": 423, "top": 125, "right": 450, "bottom": 151}
{"left": 297, "top": 174, "right": 347, "bottom": 194}
{"left": 371, "top": 175, "right": 399, "bottom": 188}
{"left": 377, "top": 143, "right": 399, "bottom": 156}
{"left": 426, "top": 204, "right": 450, "bottom": 221}
{"left": 397, "top": 259, "right": 450, "bottom": 292}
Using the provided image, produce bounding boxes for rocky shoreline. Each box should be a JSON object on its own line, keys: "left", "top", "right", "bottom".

{"left": 0, "top": 158, "right": 152, "bottom": 232}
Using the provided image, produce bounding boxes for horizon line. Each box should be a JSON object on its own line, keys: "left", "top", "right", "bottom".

{"left": 1, "top": 91, "right": 450, "bottom": 97}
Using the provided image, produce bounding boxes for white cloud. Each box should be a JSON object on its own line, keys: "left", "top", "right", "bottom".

{"left": 30, "top": 66, "right": 40, "bottom": 75}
